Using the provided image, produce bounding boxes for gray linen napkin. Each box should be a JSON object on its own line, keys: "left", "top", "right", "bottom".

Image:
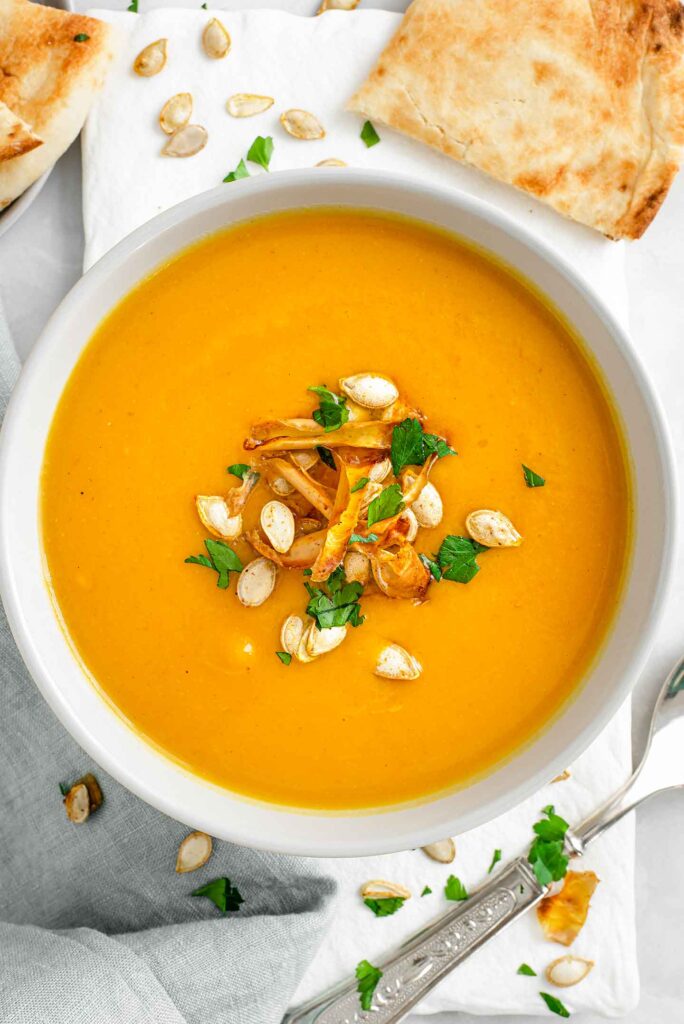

{"left": 0, "top": 298, "right": 337, "bottom": 1024}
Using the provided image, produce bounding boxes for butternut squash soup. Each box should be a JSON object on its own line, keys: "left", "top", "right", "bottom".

{"left": 41, "top": 210, "right": 630, "bottom": 810}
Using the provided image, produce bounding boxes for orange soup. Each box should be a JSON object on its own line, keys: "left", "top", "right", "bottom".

{"left": 41, "top": 210, "right": 630, "bottom": 810}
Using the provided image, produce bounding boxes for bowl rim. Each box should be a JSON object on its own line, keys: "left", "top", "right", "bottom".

{"left": 0, "top": 168, "right": 677, "bottom": 856}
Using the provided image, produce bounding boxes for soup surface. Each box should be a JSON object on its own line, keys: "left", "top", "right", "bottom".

{"left": 41, "top": 210, "right": 630, "bottom": 810}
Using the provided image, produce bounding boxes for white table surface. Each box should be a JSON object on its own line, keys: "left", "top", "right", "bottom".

{"left": 1, "top": 7, "right": 683, "bottom": 1020}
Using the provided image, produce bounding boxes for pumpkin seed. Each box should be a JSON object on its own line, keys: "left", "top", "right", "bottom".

{"left": 133, "top": 38, "right": 168, "bottom": 77}
{"left": 361, "top": 879, "right": 411, "bottom": 900}
{"left": 465, "top": 509, "right": 522, "bottom": 547}
{"left": 411, "top": 482, "right": 443, "bottom": 528}
{"left": 280, "top": 109, "right": 325, "bottom": 140}
{"left": 545, "top": 955, "right": 594, "bottom": 988}
{"left": 237, "top": 557, "right": 277, "bottom": 607}
{"left": 339, "top": 373, "right": 399, "bottom": 410}
{"left": 374, "top": 643, "right": 421, "bottom": 680}
{"left": 400, "top": 507, "right": 419, "bottom": 543}
{"left": 162, "top": 124, "right": 208, "bottom": 158}
{"left": 64, "top": 783, "right": 90, "bottom": 824}
{"left": 316, "top": 157, "right": 347, "bottom": 166}
{"left": 280, "top": 614, "right": 304, "bottom": 656}
{"left": 421, "top": 838, "right": 456, "bottom": 863}
{"left": 160, "top": 92, "right": 193, "bottom": 134}
{"left": 295, "top": 622, "right": 317, "bottom": 663}
{"left": 270, "top": 475, "right": 294, "bottom": 497}
{"left": 227, "top": 93, "right": 274, "bottom": 117}
{"left": 202, "top": 18, "right": 231, "bottom": 59}
{"left": 344, "top": 549, "right": 370, "bottom": 585}
{"left": 261, "top": 500, "right": 295, "bottom": 553}
{"left": 368, "top": 457, "right": 392, "bottom": 483}
{"left": 306, "top": 622, "right": 347, "bottom": 656}
{"left": 291, "top": 450, "right": 319, "bottom": 471}
{"left": 176, "top": 831, "right": 213, "bottom": 873}
{"left": 297, "top": 516, "right": 322, "bottom": 534}
{"left": 196, "top": 495, "right": 242, "bottom": 540}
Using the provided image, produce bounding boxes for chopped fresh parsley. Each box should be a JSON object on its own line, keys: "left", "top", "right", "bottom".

{"left": 224, "top": 159, "right": 249, "bottom": 183}
{"left": 127, "top": 0, "right": 138, "bottom": 11}
{"left": 539, "top": 992, "right": 570, "bottom": 1018}
{"left": 192, "top": 877, "right": 244, "bottom": 913}
{"left": 517, "top": 963, "right": 537, "bottom": 977}
{"left": 308, "top": 385, "right": 349, "bottom": 432}
{"left": 185, "top": 538, "right": 242, "bottom": 589}
{"left": 419, "top": 552, "right": 442, "bottom": 581}
{"left": 360, "top": 120, "right": 381, "bottom": 148}
{"left": 58, "top": 781, "right": 70, "bottom": 796}
{"left": 364, "top": 897, "right": 405, "bottom": 917}
{"left": 421, "top": 885, "right": 432, "bottom": 897}
{"left": 444, "top": 874, "right": 468, "bottom": 901}
{"left": 366, "top": 483, "right": 404, "bottom": 528}
{"left": 390, "top": 418, "right": 456, "bottom": 475}
{"left": 522, "top": 464, "right": 546, "bottom": 488}
{"left": 305, "top": 567, "right": 364, "bottom": 629}
{"left": 527, "top": 805, "right": 570, "bottom": 886}
{"left": 276, "top": 651, "right": 292, "bottom": 666}
{"left": 349, "top": 532, "right": 378, "bottom": 544}
{"left": 227, "top": 462, "right": 250, "bottom": 479}
{"left": 247, "top": 135, "right": 274, "bottom": 171}
{"left": 356, "top": 959, "right": 382, "bottom": 1011}
{"left": 73, "top": 32, "right": 89, "bottom": 41}
{"left": 487, "top": 848, "right": 502, "bottom": 874}
{"left": 302, "top": 568, "right": 313, "bottom": 577}
{"left": 350, "top": 476, "right": 370, "bottom": 493}
{"left": 436, "top": 535, "right": 486, "bottom": 584}
{"left": 317, "top": 445, "right": 336, "bottom": 469}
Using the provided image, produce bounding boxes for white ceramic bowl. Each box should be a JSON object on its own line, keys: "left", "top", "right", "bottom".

{"left": 0, "top": 171, "right": 675, "bottom": 856}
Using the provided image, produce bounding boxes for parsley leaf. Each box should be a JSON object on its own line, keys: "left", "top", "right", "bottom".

{"left": 192, "top": 877, "right": 244, "bottom": 913}
{"left": 528, "top": 806, "right": 570, "bottom": 886}
{"left": 487, "top": 848, "right": 502, "bottom": 874}
{"left": 224, "top": 159, "right": 249, "bottom": 183}
{"left": 522, "top": 464, "right": 546, "bottom": 488}
{"left": 421, "top": 885, "right": 432, "bottom": 896}
{"left": 305, "top": 572, "right": 364, "bottom": 629}
{"left": 350, "top": 476, "right": 370, "bottom": 493}
{"left": 419, "top": 552, "right": 442, "bottom": 581}
{"left": 391, "top": 418, "right": 455, "bottom": 475}
{"left": 444, "top": 875, "right": 468, "bottom": 901}
{"left": 185, "top": 539, "right": 242, "bottom": 589}
{"left": 356, "top": 959, "right": 382, "bottom": 1011}
{"left": 58, "top": 781, "right": 70, "bottom": 796}
{"left": 227, "top": 462, "right": 250, "bottom": 479}
{"left": 276, "top": 651, "right": 292, "bottom": 666}
{"left": 436, "top": 535, "right": 486, "bottom": 584}
{"left": 73, "top": 32, "right": 89, "bottom": 41}
{"left": 349, "top": 532, "right": 378, "bottom": 544}
{"left": 360, "top": 120, "right": 380, "bottom": 148}
{"left": 308, "top": 385, "right": 350, "bottom": 433}
{"left": 317, "top": 446, "right": 336, "bottom": 469}
{"left": 539, "top": 992, "right": 570, "bottom": 1018}
{"left": 367, "top": 483, "right": 404, "bottom": 528}
{"left": 247, "top": 135, "right": 274, "bottom": 170}
{"left": 364, "top": 897, "right": 405, "bottom": 917}
{"left": 127, "top": 0, "right": 138, "bottom": 11}
{"left": 517, "top": 963, "right": 537, "bottom": 977}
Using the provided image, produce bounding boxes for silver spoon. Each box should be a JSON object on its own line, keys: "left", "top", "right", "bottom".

{"left": 284, "top": 655, "right": 684, "bottom": 1024}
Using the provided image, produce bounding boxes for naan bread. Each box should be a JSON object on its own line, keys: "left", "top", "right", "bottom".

{"left": 349, "top": 0, "right": 684, "bottom": 239}
{"left": 0, "top": 100, "right": 42, "bottom": 163}
{"left": 0, "top": 0, "right": 116, "bottom": 208}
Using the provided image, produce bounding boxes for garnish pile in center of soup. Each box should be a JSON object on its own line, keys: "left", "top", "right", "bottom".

{"left": 41, "top": 210, "right": 630, "bottom": 809}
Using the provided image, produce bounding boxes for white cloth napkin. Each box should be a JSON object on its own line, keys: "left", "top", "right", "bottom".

{"left": 82, "top": 9, "right": 637, "bottom": 1017}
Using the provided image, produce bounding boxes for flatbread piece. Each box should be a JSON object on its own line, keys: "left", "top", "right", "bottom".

{"left": 0, "top": 0, "right": 116, "bottom": 208}
{"left": 348, "top": 0, "right": 684, "bottom": 239}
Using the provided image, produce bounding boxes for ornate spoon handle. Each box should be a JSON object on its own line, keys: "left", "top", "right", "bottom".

{"left": 284, "top": 858, "right": 545, "bottom": 1024}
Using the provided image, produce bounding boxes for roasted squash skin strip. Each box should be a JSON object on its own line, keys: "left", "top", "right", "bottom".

{"left": 260, "top": 457, "right": 334, "bottom": 518}
{"left": 369, "top": 542, "right": 431, "bottom": 601}
{"left": 245, "top": 420, "right": 393, "bottom": 452}
{"left": 224, "top": 468, "right": 260, "bottom": 516}
{"left": 310, "top": 462, "right": 371, "bottom": 582}
{"left": 246, "top": 529, "right": 326, "bottom": 568}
